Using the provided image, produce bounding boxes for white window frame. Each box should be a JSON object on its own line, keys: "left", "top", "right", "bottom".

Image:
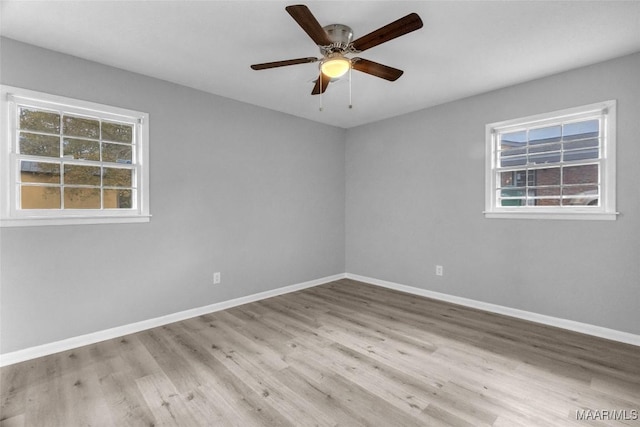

{"left": 485, "top": 100, "right": 617, "bottom": 220}
{"left": 1, "top": 85, "right": 150, "bottom": 227}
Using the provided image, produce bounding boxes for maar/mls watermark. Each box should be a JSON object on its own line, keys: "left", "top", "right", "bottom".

{"left": 576, "top": 409, "right": 638, "bottom": 421}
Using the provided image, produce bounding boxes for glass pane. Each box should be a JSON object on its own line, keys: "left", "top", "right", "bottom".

{"left": 104, "top": 189, "right": 132, "bottom": 209}
{"left": 563, "top": 137, "right": 599, "bottom": 151}
{"left": 64, "top": 165, "right": 101, "bottom": 185}
{"left": 19, "top": 132, "right": 60, "bottom": 157}
{"left": 63, "top": 115, "right": 99, "bottom": 139}
{"left": 563, "top": 148, "right": 599, "bottom": 161}
{"left": 530, "top": 185, "right": 560, "bottom": 199}
{"left": 500, "top": 130, "right": 526, "bottom": 150}
{"left": 102, "top": 143, "right": 132, "bottom": 164}
{"left": 529, "top": 143, "right": 561, "bottom": 153}
{"left": 500, "top": 171, "right": 517, "bottom": 187}
{"left": 103, "top": 167, "right": 132, "bottom": 187}
{"left": 563, "top": 164, "right": 598, "bottom": 185}
{"left": 19, "top": 108, "right": 60, "bottom": 134}
{"left": 21, "top": 185, "right": 61, "bottom": 209}
{"left": 500, "top": 197, "right": 526, "bottom": 207}
{"left": 528, "top": 151, "right": 560, "bottom": 165}
{"left": 500, "top": 147, "right": 526, "bottom": 157}
{"left": 563, "top": 184, "right": 599, "bottom": 196}
{"left": 500, "top": 155, "right": 527, "bottom": 167}
{"left": 102, "top": 122, "right": 133, "bottom": 144}
{"left": 64, "top": 187, "right": 101, "bottom": 209}
{"left": 501, "top": 170, "right": 532, "bottom": 187}
{"left": 20, "top": 161, "right": 60, "bottom": 184}
{"left": 523, "top": 170, "right": 535, "bottom": 187}
{"left": 533, "top": 198, "right": 561, "bottom": 206}
{"left": 535, "top": 167, "right": 560, "bottom": 186}
{"left": 500, "top": 188, "right": 526, "bottom": 206}
{"left": 529, "top": 125, "right": 561, "bottom": 145}
{"left": 63, "top": 138, "right": 100, "bottom": 161}
{"left": 563, "top": 119, "right": 599, "bottom": 141}
{"left": 499, "top": 170, "right": 533, "bottom": 187}
{"left": 563, "top": 185, "right": 599, "bottom": 206}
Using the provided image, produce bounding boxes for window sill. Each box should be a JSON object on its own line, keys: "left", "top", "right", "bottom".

{"left": 484, "top": 211, "right": 618, "bottom": 221}
{"left": 0, "top": 214, "right": 151, "bottom": 227}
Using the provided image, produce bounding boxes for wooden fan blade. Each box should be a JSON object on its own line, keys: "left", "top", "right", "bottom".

{"left": 251, "top": 57, "right": 319, "bottom": 70}
{"left": 286, "top": 4, "right": 332, "bottom": 46}
{"left": 311, "top": 73, "right": 332, "bottom": 95}
{"left": 351, "top": 13, "right": 423, "bottom": 52}
{"left": 351, "top": 58, "right": 403, "bottom": 81}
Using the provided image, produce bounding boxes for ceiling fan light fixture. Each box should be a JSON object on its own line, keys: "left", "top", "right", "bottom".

{"left": 320, "top": 55, "right": 351, "bottom": 79}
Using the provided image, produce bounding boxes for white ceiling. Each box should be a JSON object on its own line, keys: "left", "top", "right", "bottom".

{"left": 2, "top": 1, "right": 639, "bottom": 128}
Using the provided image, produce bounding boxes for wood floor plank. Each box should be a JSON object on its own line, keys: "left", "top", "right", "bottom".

{"left": 2, "top": 279, "right": 639, "bottom": 426}
{"left": 284, "top": 345, "right": 429, "bottom": 427}
{"left": 590, "top": 375, "right": 640, "bottom": 405}
{"left": 135, "top": 372, "right": 200, "bottom": 426}
{"left": 206, "top": 342, "right": 338, "bottom": 426}
{"left": 0, "top": 362, "right": 27, "bottom": 422}
{"left": 0, "top": 413, "right": 24, "bottom": 427}
{"left": 99, "top": 371, "right": 156, "bottom": 427}
{"left": 157, "top": 322, "right": 295, "bottom": 426}
{"left": 292, "top": 343, "right": 439, "bottom": 414}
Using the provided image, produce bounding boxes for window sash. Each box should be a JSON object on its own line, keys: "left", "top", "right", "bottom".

{"left": 495, "top": 162, "right": 602, "bottom": 208}
{"left": 16, "top": 162, "right": 138, "bottom": 211}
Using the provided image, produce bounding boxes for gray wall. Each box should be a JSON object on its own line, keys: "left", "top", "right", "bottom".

{"left": 2, "top": 38, "right": 638, "bottom": 355}
{"left": 0, "top": 38, "right": 346, "bottom": 353}
{"left": 346, "top": 52, "right": 640, "bottom": 335}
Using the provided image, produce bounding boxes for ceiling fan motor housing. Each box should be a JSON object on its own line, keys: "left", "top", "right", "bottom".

{"left": 321, "top": 24, "right": 353, "bottom": 54}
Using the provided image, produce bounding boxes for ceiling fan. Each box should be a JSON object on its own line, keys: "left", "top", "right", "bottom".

{"left": 250, "top": 4, "right": 423, "bottom": 95}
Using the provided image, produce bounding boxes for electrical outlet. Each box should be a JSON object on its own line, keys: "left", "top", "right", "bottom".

{"left": 213, "top": 272, "right": 221, "bottom": 284}
{"left": 435, "top": 265, "right": 443, "bottom": 276}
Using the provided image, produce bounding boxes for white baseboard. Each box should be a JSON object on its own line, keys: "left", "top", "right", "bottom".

{"left": 0, "top": 273, "right": 347, "bottom": 367}
{"left": 345, "top": 273, "right": 640, "bottom": 347}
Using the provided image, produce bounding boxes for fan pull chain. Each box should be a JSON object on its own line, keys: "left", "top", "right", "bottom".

{"left": 319, "top": 76, "right": 323, "bottom": 111}
{"left": 348, "top": 67, "right": 353, "bottom": 109}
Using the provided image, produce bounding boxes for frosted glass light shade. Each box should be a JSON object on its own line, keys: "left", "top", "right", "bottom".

{"left": 321, "top": 57, "right": 350, "bottom": 78}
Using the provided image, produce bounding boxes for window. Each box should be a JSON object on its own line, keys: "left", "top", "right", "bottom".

{"left": 485, "top": 101, "right": 617, "bottom": 220}
{"left": 1, "top": 86, "right": 150, "bottom": 226}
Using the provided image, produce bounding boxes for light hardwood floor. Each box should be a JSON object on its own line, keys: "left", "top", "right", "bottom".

{"left": 1, "top": 279, "right": 639, "bottom": 426}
